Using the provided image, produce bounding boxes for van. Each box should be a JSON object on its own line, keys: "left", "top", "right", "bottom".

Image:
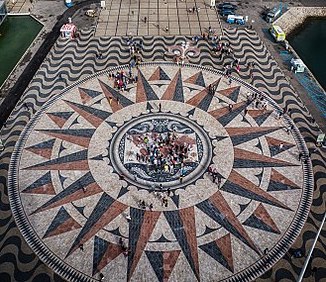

{"left": 269, "top": 25, "right": 286, "bottom": 42}
{"left": 265, "top": 6, "right": 282, "bottom": 23}
{"left": 226, "top": 15, "right": 245, "bottom": 25}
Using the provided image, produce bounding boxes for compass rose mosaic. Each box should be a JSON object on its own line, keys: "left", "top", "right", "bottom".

{"left": 8, "top": 63, "right": 313, "bottom": 282}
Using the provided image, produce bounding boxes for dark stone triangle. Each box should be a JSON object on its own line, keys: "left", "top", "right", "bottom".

{"left": 249, "top": 110, "right": 273, "bottom": 126}
{"left": 255, "top": 170, "right": 264, "bottom": 185}
{"left": 26, "top": 139, "right": 55, "bottom": 150}
{"left": 239, "top": 202, "right": 251, "bottom": 214}
{"left": 233, "top": 148, "right": 298, "bottom": 168}
{"left": 198, "top": 191, "right": 260, "bottom": 254}
{"left": 47, "top": 112, "right": 74, "bottom": 128}
{"left": 243, "top": 214, "right": 280, "bottom": 234}
{"left": 48, "top": 111, "right": 74, "bottom": 120}
{"left": 67, "top": 193, "right": 122, "bottom": 257}
{"left": 218, "top": 86, "right": 241, "bottom": 102}
{"left": 199, "top": 241, "right": 232, "bottom": 272}
{"left": 196, "top": 196, "right": 259, "bottom": 254}
{"left": 43, "top": 207, "right": 81, "bottom": 239}
{"left": 107, "top": 227, "right": 122, "bottom": 236}
{"left": 202, "top": 225, "right": 218, "bottom": 236}
{"left": 255, "top": 139, "right": 263, "bottom": 152}
{"left": 148, "top": 66, "right": 170, "bottom": 81}
{"left": 147, "top": 102, "right": 154, "bottom": 111}
{"left": 218, "top": 103, "right": 247, "bottom": 127}
{"left": 254, "top": 112, "right": 272, "bottom": 126}
{"left": 228, "top": 87, "right": 241, "bottom": 102}
{"left": 93, "top": 236, "right": 109, "bottom": 275}
{"left": 71, "top": 203, "right": 86, "bottom": 216}
{"left": 91, "top": 154, "right": 104, "bottom": 161}
{"left": 155, "top": 83, "right": 168, "bottom": 87}
{"left": 106, "top": 121, "right": 117, "bottom": 128}
{"left": 58, "top": 142, "right": 66, "bottom": 154}
{"left": 162, "top": 69, "right": 184, "bottom": 102}
{"left": 145, "top": 251, "right": 163, "bottom": 282}
{"left": 221, "top": 179, "right": 291, "bottom": 211}
{"left": 92, "top": 236, "right": 124, "bottom": 275}
{"left": 58, "top": 171, "right": 68, "bottom": 186}
{"left": 117, "top": 186, "right": 129, "bottom": 198}
{"left": 268, "top": 169, "right": 300, "bottom": 192}
{"left": 153, "top": 234, "right": 171, "bottom": 243}
{"left": 32, "top": 172, "right": 101, "bottom": 214}
{"left": 195, "top": 72, "right": 205, "bottom": 87}
{"left": 197, "top": 91, "right": 214, "bottom": 112}
{"left": 184, "top": 71, "right": 205, "bottom": 87}
{"left": 38, "top": 128, "right": 95, "bottom": 138}
{"left": 187, "top": 108, "right": 195, "bottom": 116}
{"left": 79, "top": 87, "right": 102, "bottom": 100}
{"left": 215, "top": 136, "right": 228, "bottom": 142}
{"left": 138, "top": 70, "right": 159, "bottom": 101}
{"left": 159, "top": 68, "right": 170, "bottom": 80}
{"left": 127, "top": 208, "right": 146, "bottom": 279}
{"left": 98, "top": 79, "right": 133, "bottom": 107}
{"left": 70, "top": 117, "right": 80, "bottom": 126}
{"left": 268, "top": 179, "right": 299, "bottom": 192}
{"left": 127, "top": 209, "right": 161, "bottom": 281}
{"left": 173, "top": 71, "right": 184, "bottom": 102}
{"left": 188, "top": 87, "right": 199, "bottom": 92}
{"left": 37, "top": 128, "right": 95, "bottom": 148}
{"left": 22, "top": 171, "right": 55, "bottom": 195}
{"left": 170, "top": 193, "right": 180, "bottom": 208}
{"left": 64, "top": 100, "right": 111, "bottom": 121}
{"left": 270, "top": 145, "right": 294, "bottom": 157}
{"left": 227, "top": 127, "right": 281, "bottom": 146}
{"left": 265, "top": 136, "right": 295, "bottom": 157}
{"left": 24, "top": 149, "right": 89, "bottom": 170}
{"left": 164, "top": 209, "right": 199, "bottom": 280}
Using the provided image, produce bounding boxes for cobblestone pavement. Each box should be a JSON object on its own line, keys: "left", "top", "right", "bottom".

{"left": 7, "top": 62, "right": 312, "bottom": 281}
{"left": 0, "top": 1, "right": 325, "bottom": 282}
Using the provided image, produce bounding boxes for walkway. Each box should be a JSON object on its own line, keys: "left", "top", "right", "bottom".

{"left": 95, "top": 0, "right": 222, "bottom": 36}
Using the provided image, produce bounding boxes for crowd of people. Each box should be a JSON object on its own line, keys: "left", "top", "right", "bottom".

{"left": 108, "top": 70, "right": 138, "bottom": 91}
{"left": 130, "top": 131, "right": 194, "bottom": 178}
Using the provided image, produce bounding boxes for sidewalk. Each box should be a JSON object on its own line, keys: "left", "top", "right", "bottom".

{"left": 6, "top": 0, "right": 33, "bottom": 13}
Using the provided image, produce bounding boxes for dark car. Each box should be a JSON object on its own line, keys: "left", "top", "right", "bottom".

{"left": 218, "top": 3, "right": 237, "bottom": 10}
{"left": 219, "top": 9, "right": 235, "bottom": 17}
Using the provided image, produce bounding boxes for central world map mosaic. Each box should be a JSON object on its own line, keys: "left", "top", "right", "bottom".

{"left": 7, "top": 63, "right": 312, "bottom": 282}
{"left": 111, "top": 114, "right": 210, "bottom": 187}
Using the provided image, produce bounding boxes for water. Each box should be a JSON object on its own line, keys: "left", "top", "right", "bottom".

{"left": 288, "top": 18, "right": 326, "bottom": 90}
{"left": 0, "top": 16, "right": 42, "bottom": 86}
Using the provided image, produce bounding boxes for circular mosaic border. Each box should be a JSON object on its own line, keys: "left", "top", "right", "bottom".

{"left": 109, "top": 112, "right": 213, "bottom": 190}
{"left": 8, "top": 62, "right": 314, "bottom": 282}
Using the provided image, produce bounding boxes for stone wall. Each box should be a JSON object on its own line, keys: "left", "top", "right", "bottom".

{"left": 274, "top": 7, "right": 326, "bottom": 34}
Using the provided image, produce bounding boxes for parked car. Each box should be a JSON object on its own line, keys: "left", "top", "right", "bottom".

{"left": 219, "top": 9, "right": 235, "bottom": 17}
{"left": 226, "top": 15, "right": 246, "bottom": 25}
{"left": 218, "top": 3, "right": 237, "bottom": 10}
{"left": 263, "top": 6, "right": 282, "bottom": 23}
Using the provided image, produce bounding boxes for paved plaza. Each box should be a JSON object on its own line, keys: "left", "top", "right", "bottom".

{"left": 0, "top": 1, "right": 325, "bottom": 282}
{"left": 96, "top": 0, "right": 222, "bottom": 36}
{"left": 8, "top": 63, "right": 311, "bottom": 281}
